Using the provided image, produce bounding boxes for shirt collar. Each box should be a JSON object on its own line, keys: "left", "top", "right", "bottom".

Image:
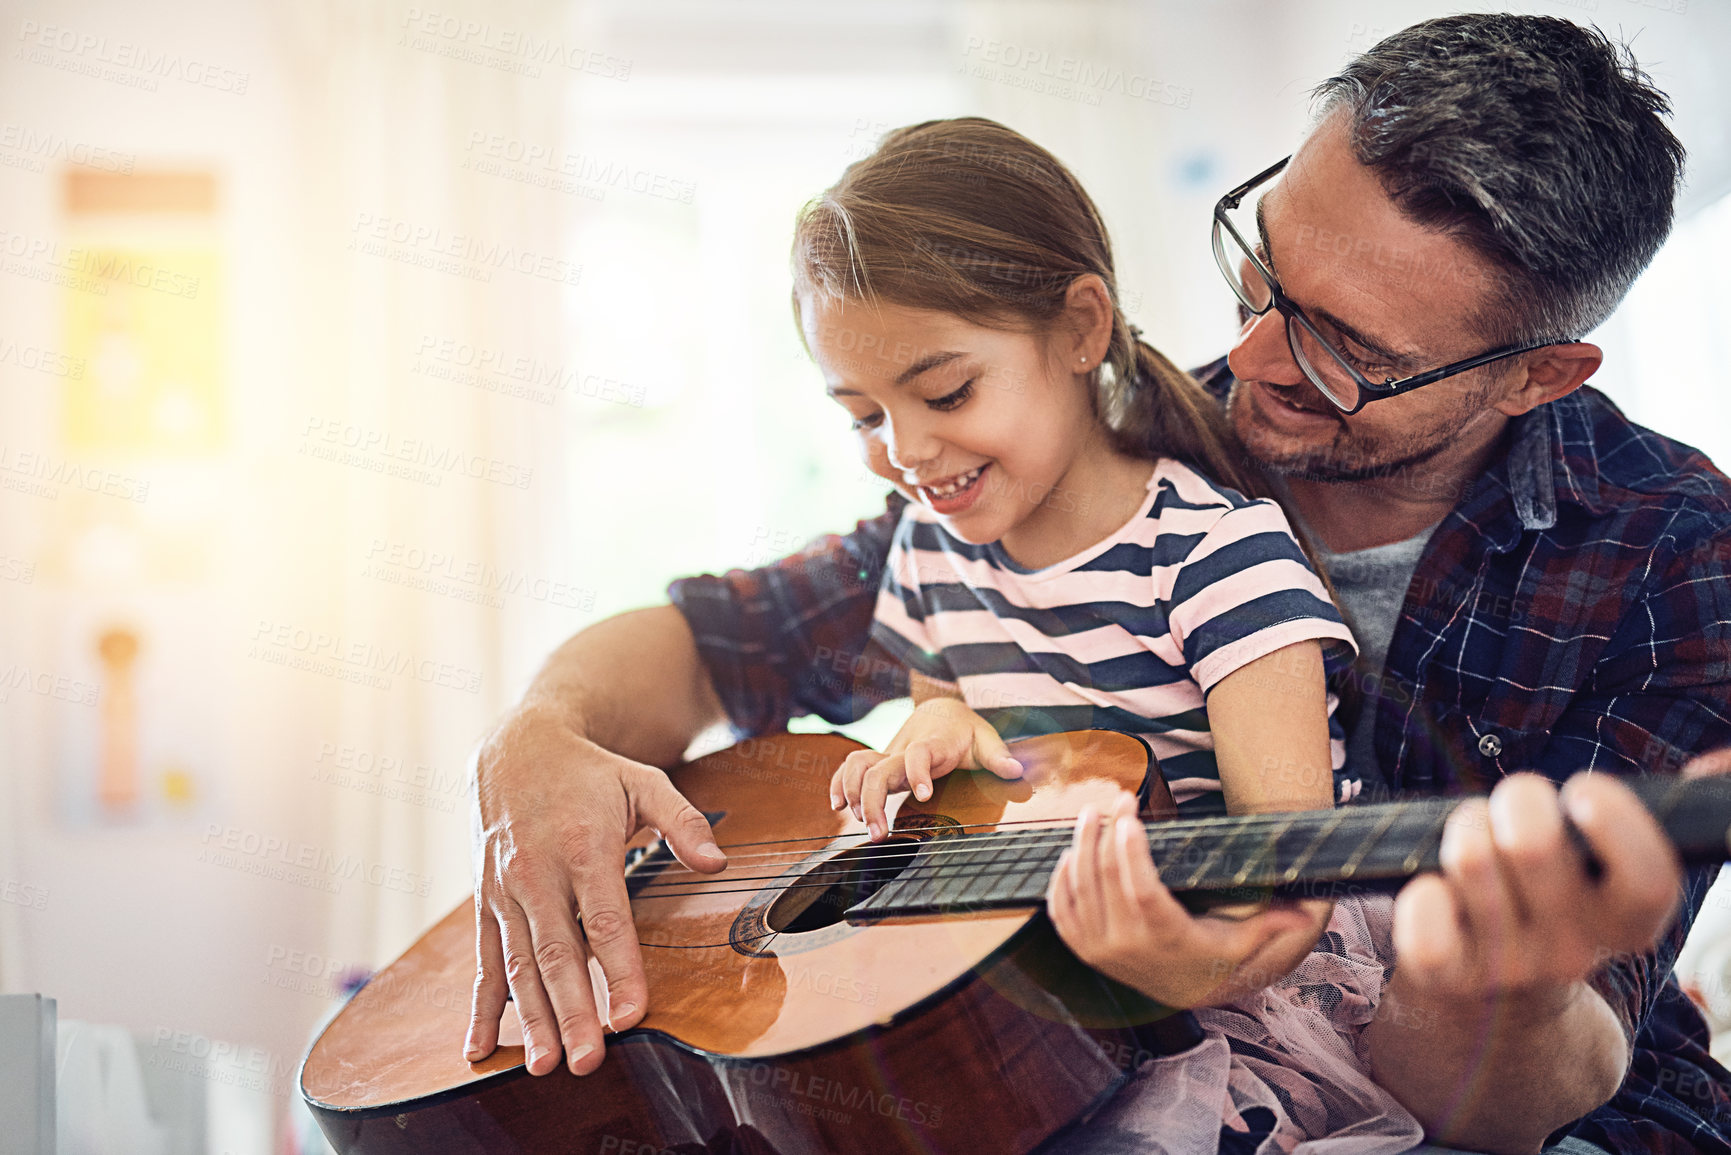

{"left": 1504, "top": 406, "right": 1558, "bottom": 533}
{"left": 1504, "top": 390, "right": 1617, "bottom": 529}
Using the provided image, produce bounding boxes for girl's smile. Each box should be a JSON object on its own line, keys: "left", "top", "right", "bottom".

{"left": 911, "top": 462, "right": 991, "bottom": 515}
{"left": 800, "top": 293, "right": 1146, "bottom": 568}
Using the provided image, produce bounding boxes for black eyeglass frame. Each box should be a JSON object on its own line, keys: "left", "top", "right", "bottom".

{"left": 1211, "top": 155, "right": 1572, "bottom": 416}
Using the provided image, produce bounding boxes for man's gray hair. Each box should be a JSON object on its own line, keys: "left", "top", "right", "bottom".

{"left": 1315, "top": 14, "right": 1685, "bottom": 345}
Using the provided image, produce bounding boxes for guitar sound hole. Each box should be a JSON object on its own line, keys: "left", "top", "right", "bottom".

{"left": 766, "top": 839, "right": 918, "bottom": 933}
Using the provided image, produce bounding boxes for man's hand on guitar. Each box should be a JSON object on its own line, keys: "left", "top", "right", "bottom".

{"left": 830, "top": 697, "right": 1024, "bottom": 842}
{"left": 466, "top": 703, "right": 727, "bottom": 1077}
{"left": 1389, "top": 770, "right": 1683, "bottom": 1010}
{"left": 1046, "top": 792, "right": 1332, "bottom": 1009}
{"left": 1365, "top": 769, "right": 1696, "bottom": 1151}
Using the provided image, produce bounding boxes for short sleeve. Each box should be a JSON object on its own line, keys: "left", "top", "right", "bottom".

{"left": 1165, "top": 498, "right": 1357, "bottom": 696}
{"left": 866, "top": 510, "right": 959, "bottom": 686}
{"left": 668, "top": 494, "right": 909, "bottom": 735}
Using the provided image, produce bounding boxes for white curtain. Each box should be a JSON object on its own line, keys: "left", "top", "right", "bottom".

{"left": 275, "top": 0, "right": 578, "bottom": 967}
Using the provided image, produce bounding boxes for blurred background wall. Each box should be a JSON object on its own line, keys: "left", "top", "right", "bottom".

{"left": 0, "top": 0, "right": 1725, "bottom": 1149}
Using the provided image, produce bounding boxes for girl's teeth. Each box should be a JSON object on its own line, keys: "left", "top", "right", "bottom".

{"left": 929, "top": 467, "right": 982, "bottom": 497}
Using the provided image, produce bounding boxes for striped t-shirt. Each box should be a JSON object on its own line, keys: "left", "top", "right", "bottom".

{"left": 870, "top": 458, "right": 1358, "bottom": 815}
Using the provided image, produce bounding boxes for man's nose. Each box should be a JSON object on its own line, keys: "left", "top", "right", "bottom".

{"left": 1227, "top": 309, "right": 1306, "bottom": 387}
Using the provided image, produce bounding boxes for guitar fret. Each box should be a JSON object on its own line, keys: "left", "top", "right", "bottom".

{"left": 1182, "top": 821, "right": 1246, "bottom": 890}
{"left": 1150, "top": 826, "right": 1203, "bottom": 886}
{"left": 994, "top": 840, "right": 1031, "bottom": 905}
{"left": 989, "top": 831, "right": 1059, "bottom": 905}
{"left": 1401, "top": 806, "right": 1452, "bottom": 874}
{"left": 844, "top": 772, "right": 1731, "bottom": 921}
{"left": 1282, "top": 810, "right": 1347, "bottom": 882}
{"left": 1234, "top": 814, "right": 1296, "bottom": 885}
{"left": 952, "top": 837, "right": 1000, "bottom": 908}
{"left": 996, "top": 835, "right": 1048, "bottom": 903}
{"left": 1338, "top": 806, "right": 1402, "bottom": 879}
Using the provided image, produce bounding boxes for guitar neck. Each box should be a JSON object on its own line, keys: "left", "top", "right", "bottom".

{"left": 846, "top": 774, "right": 1731, "bottom": 920}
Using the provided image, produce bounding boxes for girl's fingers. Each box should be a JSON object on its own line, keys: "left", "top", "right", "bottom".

{"left": 971, "top": 723, "right": 1023, "bottom": 779}
{"left": 1047, "top": 847, "right": 1076, "bottom": 934}
{"left": 828, "top": 767, "right": 847, "bottom": 811}
{"left": 1070, "top": 805, "right": 1107, "bottom": 936}
{"left": 839, "top": 750, "right": 883, "bottom": 819}
{"left": 1094, "top": 795, "right": 1149, "bottom": 938}
{"left": 1111, "top": 802, "right": 1161, "bottom": 913}
{"left": 861, "top": 756, "right": 900, "bottom": 841}
{"left": 905, "top": 742, "right": 934, "bottom": 802}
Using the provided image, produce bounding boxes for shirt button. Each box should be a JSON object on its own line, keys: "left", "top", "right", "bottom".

{"left": 1478, "top": 733, "right": 1503, "bottom": 758}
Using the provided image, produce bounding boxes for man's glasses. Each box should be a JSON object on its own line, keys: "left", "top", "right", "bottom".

{"left": 1210, "top": 155, "right": 1569, "bottom": 415}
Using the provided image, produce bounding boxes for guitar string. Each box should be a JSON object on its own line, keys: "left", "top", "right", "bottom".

{"left": 624, "top": 778, "right": 1703, "bottom": 939}
{"left": 631, "top": 805, "right": 1454, "bottom": 887}
{"left": 626, "top": 817, "right": 1446, "bottom": 901}
{"left": 645, "top": 772, "right": 1705, "bottom": 882}
{"left": 628, "top": 825, "right": 1446, "bottom": 899}
{"left": 647, "top": 801, "right": 1453, "bottom": 870}
{"left": 698, "top": 801, "right": 1450, "bottom": 854}
{"left": 633, "top": 775, "right": 1714, "bottom": 898}
{"left": 616, "top": 776, "right": 1710, "bottom": 902}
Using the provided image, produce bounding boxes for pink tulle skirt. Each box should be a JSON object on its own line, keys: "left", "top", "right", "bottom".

{"left": 1063, "top": 895, "right": 1425, "bottom": 1154}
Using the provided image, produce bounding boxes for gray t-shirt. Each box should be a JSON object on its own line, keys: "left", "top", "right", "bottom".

{"left": 1308, "top": 523, "right": 1440, "bottom": 792}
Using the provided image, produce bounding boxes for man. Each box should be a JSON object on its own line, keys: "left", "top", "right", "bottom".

{"left": 465, "top": 15, "right": 1731, "bottom": 1154}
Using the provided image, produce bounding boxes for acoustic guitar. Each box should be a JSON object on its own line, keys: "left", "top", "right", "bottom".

{"left": 300, "top": 729, "right": 1731, "bottom": 1154}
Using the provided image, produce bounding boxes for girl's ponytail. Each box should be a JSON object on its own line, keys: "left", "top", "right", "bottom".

{"left": 1099, "top": 321, "right": 1270, "bottom": 503}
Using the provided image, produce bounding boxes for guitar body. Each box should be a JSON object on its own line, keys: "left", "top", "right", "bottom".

{"left": 301, "top": 730, "right": 1188, "bottom": 1154}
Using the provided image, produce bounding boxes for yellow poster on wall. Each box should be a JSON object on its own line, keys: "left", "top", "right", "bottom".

{"left": 62, "top": 244, "right": 223, "bottom": 453}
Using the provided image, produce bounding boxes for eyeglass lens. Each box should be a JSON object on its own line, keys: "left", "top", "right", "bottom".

{"left": 1211, "top": 213, "right": 1364, "bottom": 412}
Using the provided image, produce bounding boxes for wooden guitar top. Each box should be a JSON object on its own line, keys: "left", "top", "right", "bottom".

{"left": 301, "top": 730, "right": 1158, "bottom": 1115}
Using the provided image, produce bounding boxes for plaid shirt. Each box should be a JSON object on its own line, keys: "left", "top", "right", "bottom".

{"left": 668, "top": 358, "right": 1731, "bottom": 1153}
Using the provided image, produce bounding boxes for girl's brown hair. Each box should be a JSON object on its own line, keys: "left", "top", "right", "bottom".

{"left": 790, "top": 116, "right": 1272, "bottom": 503}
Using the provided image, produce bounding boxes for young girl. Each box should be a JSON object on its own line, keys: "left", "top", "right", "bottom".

{"left": 796, "top": 118, "right": 1423, "bottom": 1153}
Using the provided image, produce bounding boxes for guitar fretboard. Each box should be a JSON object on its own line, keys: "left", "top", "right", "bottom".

{"left": 845, "top": 774, "right": 1731, "bottom": 920}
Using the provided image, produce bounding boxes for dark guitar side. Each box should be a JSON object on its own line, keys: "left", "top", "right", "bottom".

{"left": 301, "top": 730, "right": 1192, "bottom": 1155}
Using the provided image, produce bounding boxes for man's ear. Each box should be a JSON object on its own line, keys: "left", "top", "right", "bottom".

{"left": 1494, "top": 342, "right": 1602, "bottom": 417}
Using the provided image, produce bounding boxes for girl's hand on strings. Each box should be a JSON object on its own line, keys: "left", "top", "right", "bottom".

{"left": 1048, "top": 791, "right": 1331, "bottom": 1009}
{"left": 830, "top": 697, "right": 1023, "bottom": 841}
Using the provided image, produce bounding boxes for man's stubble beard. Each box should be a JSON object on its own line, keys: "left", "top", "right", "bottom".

{"left": 1224, "top": 379, "right": 1494, "bottom": 486}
